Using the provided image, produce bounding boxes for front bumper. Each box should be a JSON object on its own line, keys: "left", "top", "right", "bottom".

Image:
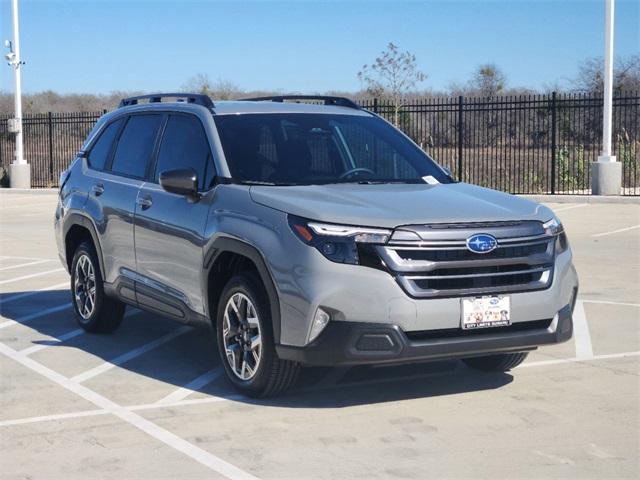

{"left": 276, "top": 303, "right": 573, "bottom": 366}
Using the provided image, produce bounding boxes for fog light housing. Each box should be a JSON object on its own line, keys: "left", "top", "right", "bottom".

{"left": 308, "top": 308, "right": 330, "bottom": 343}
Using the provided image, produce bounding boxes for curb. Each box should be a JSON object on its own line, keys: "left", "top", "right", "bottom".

{"left": 521, "top": 194, "right": 640, "bottom": 205}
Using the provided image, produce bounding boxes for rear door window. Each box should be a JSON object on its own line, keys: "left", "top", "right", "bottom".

{"left": 110, "top": 115, "right": 162, "bottom": 178}
{"left": 153, "top": 115, "right": 214, "bottom": 190}
{"left": 87, "top": 118, "right": 123, "bottom": 171}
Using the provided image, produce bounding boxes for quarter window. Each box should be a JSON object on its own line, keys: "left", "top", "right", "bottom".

{"left": 87, "top": 118, "right": 123, "bottom": 171}
{"left": 154, "top": 115, "right": 213, "bottom": 190}
{"left": 110, "top": 115, "right": 162, "bottom": 178}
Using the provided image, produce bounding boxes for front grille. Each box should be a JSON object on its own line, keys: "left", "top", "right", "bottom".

{"left": 395, "top": 242, "right": 548, "bottom": 262}
{"left": 376, "top": 221, "right": 555, "bottom": 298}
{"left": 412, "top": 271, "right": 545, "bottom": 291}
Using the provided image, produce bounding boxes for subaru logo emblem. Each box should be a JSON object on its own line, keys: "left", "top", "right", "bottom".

{"left": 466, "top": 234, "right": 498, "bottom": 254}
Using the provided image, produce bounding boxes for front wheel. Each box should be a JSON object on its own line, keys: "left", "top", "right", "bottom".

{"left": 216, "top": 272, "right": 300, "bottom": 397}
{"left": 462, "top": 352, "right": 529, "bottom": 372}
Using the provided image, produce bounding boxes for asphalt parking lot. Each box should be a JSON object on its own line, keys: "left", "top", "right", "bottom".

{"left": 1, "top": 190, "right": 638, "bottom": 480}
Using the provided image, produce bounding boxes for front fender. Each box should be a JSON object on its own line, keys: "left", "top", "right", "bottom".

{"left": 203, "top": 235, "right": 282, "bottom": 343}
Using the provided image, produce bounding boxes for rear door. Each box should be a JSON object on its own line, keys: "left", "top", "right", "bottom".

{"left": 133, "top": 113, "right": 215, "bottom": 319}
{"left": 81, "top": 115, "right": 158, "bottom": 292}
{"left": 84, "top": 113, "right": 162, "bottom": 292}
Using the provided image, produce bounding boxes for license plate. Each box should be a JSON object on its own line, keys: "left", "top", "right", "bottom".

{"left": 461, "top": 295, "right": 511, "bottom": 330}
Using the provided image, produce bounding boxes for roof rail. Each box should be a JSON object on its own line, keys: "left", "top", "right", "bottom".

{"left": 118, "top": 93, "right": 214, "bottom": 108}
{"left": 241, "top": 95, "right": 360, "bottom": 110}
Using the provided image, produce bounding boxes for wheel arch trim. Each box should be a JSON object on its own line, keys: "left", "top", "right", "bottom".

{"left": 63, "top": 213, "right": 106, "bottom": 281}
{"left": 204, "top": 236, "right": 282, "bottom": 343}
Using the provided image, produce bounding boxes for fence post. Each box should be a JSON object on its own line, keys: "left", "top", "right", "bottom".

{"left": 457, "top": 95, "right": 464, "bottom": 180}
{"left": 551, "top": 92, "right": 557, "bottom": 194}
{"left": 373, "top": 98, "right": 378, "bottom": 114}
{"left": 48, "top": 111, "right": 54, "bottom": 184}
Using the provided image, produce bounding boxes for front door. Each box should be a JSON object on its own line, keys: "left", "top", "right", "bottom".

{"left": 133, "top": 113, "right": 216, "bottom": 318}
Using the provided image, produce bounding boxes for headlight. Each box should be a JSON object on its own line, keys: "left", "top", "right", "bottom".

{"left": 542, "top": 217, "right": 563, "bottom": 236}
{"left": 543, "top": 217, "right": 569, "bottom": 254}
{"left": 288, "top": 216, "right": 391, "bottom": 264}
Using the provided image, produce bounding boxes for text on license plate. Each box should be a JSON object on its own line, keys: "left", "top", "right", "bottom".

{"left": 461, "top": 295, "right": 511, "bottom": 330}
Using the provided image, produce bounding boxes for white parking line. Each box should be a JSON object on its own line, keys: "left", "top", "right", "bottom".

{"left": 1, "top": 350, "right": 638, "bottom": 430}
{"left": 572, "top": 300, "right": 594, "bottom": 360}
{"left": 0, "top": 255, "right": 59, "bottom": 262}
{"left": 1, "top": 281, "right": 69, "bottom": 304}
{"left": 130, "top": 394, "right": 236, "bottom": 412}
{"left": 70, "top": 326, "right": 192, "bottom": 383}
{"left": 553, "top": 204, "right": 588, "bottom": 213}
{"left": 592, "top": 224, "right": 640, "bottom": 238}
{"left": 0, "top": 408, "right": 110, "bottom": 427}
{"left": 0, "top": 303, "right": 71, "bottom": 330}
{"left": 0, "top": 259, "right": 51, "bottom": 272}
{"left": 0, "top": 341, "right": 260, "bottom": 480}
{"left": 581, "top": 299, "right": 640, "bottom": 308}
{"left": 155, "top": 368, "right": 224, "bottom": 405}
{"left": 519, "top": 351, "right": 640, "bottom": 368}
{"left": 19, "top": 309, "right": 141, "bottom": 356}
{"left": 0, "top": 268, "right": 65, "bottom": 285}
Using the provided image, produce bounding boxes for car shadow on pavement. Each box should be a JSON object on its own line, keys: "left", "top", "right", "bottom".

{"left": 1, "top": 289, "right": 513, "bottom": 408}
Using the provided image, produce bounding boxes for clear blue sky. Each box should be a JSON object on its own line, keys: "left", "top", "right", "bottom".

{"left": 1, "top": 0, "right": 638, "bottom": 94}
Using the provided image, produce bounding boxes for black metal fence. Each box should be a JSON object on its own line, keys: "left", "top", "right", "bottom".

{"left": 1, "top": 93, "right": 639, "bottom": 194}
{"left": 0, "top": 111, "right": 105, "bottom": 187}
{"left": 360, "top": 93, "right": 639, "bottom": 195}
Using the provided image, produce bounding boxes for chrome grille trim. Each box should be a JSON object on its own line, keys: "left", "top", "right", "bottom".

{"left": 387, "top": 234, "right": 551, "bottom": 248}
{"left": 381, "top": 221, "right": 555, "bottom": 298}
{"left": 404, "top": 266, "right": 549, "bottom": 280}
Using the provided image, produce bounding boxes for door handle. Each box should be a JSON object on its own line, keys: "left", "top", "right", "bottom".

{"left": 136, "top": 195, "right": 153, "bottom": 210}
{"left": 91, "top": 183, "right": 104, "bottom": 196}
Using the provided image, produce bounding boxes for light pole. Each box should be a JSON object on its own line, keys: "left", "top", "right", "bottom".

{"left": 5, "top": 0, "right": 30, "bottom": 188}
{"left": 592, "top": 0, "right": 621, "bottom": 195}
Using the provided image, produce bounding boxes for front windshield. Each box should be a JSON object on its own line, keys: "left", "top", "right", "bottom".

{"left": 214, "top": 113, "right": 452, "bottom": 185}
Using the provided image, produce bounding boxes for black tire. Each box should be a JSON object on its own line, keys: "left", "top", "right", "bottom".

{"left": 215, "top": 272, "right": 300, "bottom": 398}
{"left": 70, "top": 241, "right": 125, "bottom": 333}
{"left": 462, "top": 352, "right": 529, "bottom": 372}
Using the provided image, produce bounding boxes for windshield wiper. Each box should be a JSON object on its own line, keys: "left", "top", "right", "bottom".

{"left": 238, "top": 180, "right": 302, "bottom": 186}
{"left": 320, "top": 179, "right": 422, "bottom": 185}
{"left": 357, "top": 179, "right": 423, "bottom": 185}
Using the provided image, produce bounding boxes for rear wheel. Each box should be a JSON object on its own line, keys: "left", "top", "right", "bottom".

{"left": 216, "top": 272, "right": 300, "bottom": 397}
{"left": 70, "top": 241, "right": 125, "bottom": 333}
{"left": 462, "top": 352, "right": 529, "bottom": 372}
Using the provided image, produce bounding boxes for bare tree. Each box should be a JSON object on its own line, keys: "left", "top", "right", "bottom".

{"left": 471, "top": 64, "right": 507, "bottom": 97}
{"left": 572, "top": 54, "right": 640, "bottom": 94}
{"left": 182, "top": 74, "right": 243, "bottom": 99}
{"left": 211, "top": 79, "right": 243, "bottom": 100}
{"left": 358, "top": 42, "right": 427, "bottom": 125}
{"left": 0, "top": 90, "right": 139, "bottom": 113}
{"left": 182, "top": 73, "right": 213, "bottom": 95}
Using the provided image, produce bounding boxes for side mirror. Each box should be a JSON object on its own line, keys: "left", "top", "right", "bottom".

{"left": 160, "top": 168, "right": 199, "bottom": 198}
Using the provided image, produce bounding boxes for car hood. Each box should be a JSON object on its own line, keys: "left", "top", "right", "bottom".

{"left": 249, "top": 182, "right": 553, "bottom": 228}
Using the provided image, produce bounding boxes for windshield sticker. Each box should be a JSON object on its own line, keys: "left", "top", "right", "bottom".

{"left": 422, "top": 175, "right": 440, "bottom": 185}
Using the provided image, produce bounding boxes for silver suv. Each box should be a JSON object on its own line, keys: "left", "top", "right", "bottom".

{"left": 54, "top": 93, "right": 579, "bottom": 397}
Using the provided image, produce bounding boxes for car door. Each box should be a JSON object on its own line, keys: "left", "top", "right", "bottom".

{"left": 82, "top": 114, "right": 162, "bottom": 296}
{"left": 133, "top": 113, "right": 215, "bottom": 319}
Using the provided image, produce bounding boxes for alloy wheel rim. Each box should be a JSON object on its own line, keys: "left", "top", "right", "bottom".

{"left": 222, "top": 292, "right": 262, "bottom": 380}
{"left": 74, "top": 254, "right": 96, "bottom": 320}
